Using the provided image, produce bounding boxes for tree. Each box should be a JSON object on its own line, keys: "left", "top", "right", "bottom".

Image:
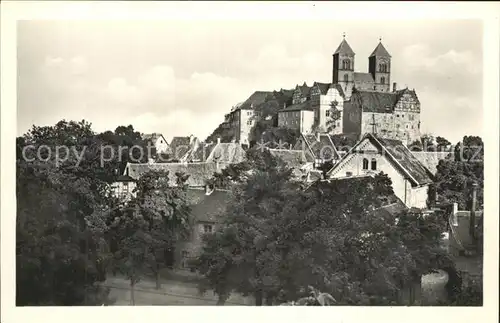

{"left": 434, "top": 136, "right": 483, "bottom": 210}
{"left": 108, "top": 169, "right": 191, "bottom": 296}
{"left": 195, "top": 168, "right": 452, "bottom": 306}
{"left": 16, "top": 158, "right": 112, "bottom": 305}
{"left": 326, "top": 100, "right": 342, "bottom": 133}
{"left": 436, "top": 136, "right": 451, "bottom": 150}
{"left": 17, "top": 120, "right": 114, "bottom": 305}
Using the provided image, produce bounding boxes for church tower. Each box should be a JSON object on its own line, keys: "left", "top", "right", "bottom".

{"left": 368, "top": 39, "right": 391, "bottom": 92}
{"left": 332, "top": 35, "right": 355, "bottom": 98}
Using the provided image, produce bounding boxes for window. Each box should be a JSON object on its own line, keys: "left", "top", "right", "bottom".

{"left": 247, "top": 120, "right": 252, "bottom": 125}
{"left": 203, "top": 224, "right": 213, "bottom": 233}
{"left": 247, "top": 111, "right": 252, "bottom": 116}
{"left": 409, "top": 115, "right": 414, "bottom": 121}
{"left": 362, "top": 158, "right": 369, "bottom": 170}
{"left": 402, "top": 114, "right": 405, "bottom": 118}
{"left": 379, "top": 63, "right": 387, "bottom": 73}
{"left": 380, "top": 77, "right": 386, "bottom": 84}
{"left": 326, "top": 110, "right": 330, "bottom": 117}
{"left": 406, "top": 125, "right": 408, "bottom": 129}
{"left": 396, "top": 114, "right": 399, "bottom": 117}
{"left": 346, "top": 171, "right": 353, "bottom": 177}
{"left": 371, "top": 158, "right": 377, "bottom": 170}
{"left": 342, "top": 59, "right": 351, "bottom": 70}
{"left": 343, "top": 74, "right": 349, "bottom": 82}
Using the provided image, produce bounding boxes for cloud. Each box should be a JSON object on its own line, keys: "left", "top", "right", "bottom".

{"left": 402, "top": 44, "right": 480, "bottom": 76}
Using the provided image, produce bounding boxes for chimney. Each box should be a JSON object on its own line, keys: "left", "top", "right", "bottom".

{"left": 470, "top": 182, "right": 478, "bottom": 240}
{"left": 217, "top": 137, "right": 221, "bottom": 145}
{"left": 393, "top": 82, "right": 397, "bottom": 92}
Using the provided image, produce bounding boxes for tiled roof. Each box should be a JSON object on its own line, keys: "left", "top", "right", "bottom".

{"left": 125, "top": 162, "right": 218, "bottom": 187}
{"left": 297, "top": 83, "right": 312, "bottom": 97}
{"left": 207, "top": 143, "right": 247, "bottom": 164}
{"left": 369, "top": 42, "right": 391, "bottom": 58}
{"left": 190, "top": 142, "right": 218, "bottom": 162}
{"left": 374, "top": 135, "right": 433, "bottom": 185}
{"left": 169, "top": 136, "right": 192, "bottom": 159}
{"left": 186, "top": 188, "right": 229, "bottom": 223}
{"left": 327, "top": 133, "right": 433, "bottom": 187}
{"left": 239, "top": 91, "right": 275, "bottom": 109}
{"left": 334, "top": 39, "right": 355, "bottom": 56}
{"left": 301, "top": 133, "right": 340, "bottom": 161}
{"left": 411, "top": 151, "right": 453, "bottom": 176}
{"left": 315, "top": 82, "right": 331, "bottom": 95}
{"left": 268, "top": 149, "right": 309, "bottom": 168}
{"left": 352, "top": 90, "right": 398, "bottom": 113}
{"left": 280, "top": 100, "right": 313, "bottom": 112}
{"left": 354, "top": 72, "right": 375, "bottom": 84}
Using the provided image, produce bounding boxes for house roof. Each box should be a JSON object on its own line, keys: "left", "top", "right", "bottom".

{"left": 375, "top": 135, "right": 434, "bottom": 185}
{"left": 189, "top": 142, "right": 218, "bottom": 162}
{"left": 410, "top": 151, "right": 453, "bottom": 176}
{"left": 351, "top": 88, "right": 420, "bottom": 113}
{"left": 268, "top": 149, "right": 309, "bottom": 168}
{"left": 142, "top": 133, "right": 166, "bottom": 143}
{"left": 334, "top": 39, "right": 355, "bottom": 56}
{"left": 314, "top": 82, "right": 332, "bottom": 95}
{"left": 369, "top": 42, "right": 391, "bottom": 58}
{"left": 297, "top": 83, "right": 312, "bottom": 98}
{"left": 186, "top": 188, "right": 230, "bottom": 223}
{"left": 239, "top": 91, "right": 275, "bottom": 109}
{"left": 354, "top": 72, "right": 375, "bottom": 84}
{"left": 300, "top": 133, "right": 340, "bottom": 161}
{"left": 169, "top": 136, "right": 193, "bottom": 159}
{"left": 125, "top": 162, "right": 218, "bottom": 187}
{"left": 207, "top": 142, "right": 247, "bottom": 164}
{"left": 327, "top": 133, "right": 433, "bottom": 187}
{"left": 280, "top": 100, "right": 313, "bottom": 112}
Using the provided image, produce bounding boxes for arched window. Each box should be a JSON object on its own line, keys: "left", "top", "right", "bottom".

{"left": 343, "top": 59, "right": 351, "bottom": 70}
{"left": 362, "top": 158, "right": 369, "bottom": 170}
{"left": 343, "top": 74, "right": 349, "bottom": 83}
{"left": 380, "top": 77, "right": 386, "bottom": 84}
{"left": 371, "top": 158, "right": 377, "bottom": 170}
{"left": 379, "top": 63, "right": 387, "bottom": 72}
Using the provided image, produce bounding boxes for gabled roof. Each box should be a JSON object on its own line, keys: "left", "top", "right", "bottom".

{"left": 369, "top": 42, "right": 391, "bottom": 58}
{"left": 299, "top": 133, "right": 340, "bottom": 161}
{"left": 169, "top": 136, "right": 192, "bottom": 159}
{"left": 334, "top": 39, "right": 355, "bottom": 56}
{"left": 314, "top": 82, "right": 332, "bottom": 95}
{"left": 125, "top": 162, "right": 218, "bottom": 187}
{"left": 353, "top": 72, "right": 375, "bottom": 84}
{"left": 296, "top": 83, "right": 312, "bottom": 98}
{"left": 186, "top": 188, "right": 229, "bottom": 223}
{"left": 327, "top": 133, "right": 433, "bottom": 186}
{"left": 268, "top": 149, "right": 310, "bottom": 168}
{"left": 206, "top": 142, "right": 247, "bottom": 165}
{"left": 142, "top": 133, "right": 167, "bottom": 144}
{"left": 114, "top": 175, "right": 135, "bottom": 182}
{"left": 239, "top": 91, "right": 275, "bottom": 110}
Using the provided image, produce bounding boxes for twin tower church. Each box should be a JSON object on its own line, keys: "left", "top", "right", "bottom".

{"left": 333, "top": 36, "right": 393, "bottom": 99}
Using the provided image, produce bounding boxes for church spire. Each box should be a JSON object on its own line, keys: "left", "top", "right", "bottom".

{"left": 334, "top": 35, "right": 355, "bottom": 56}
{"left": 369, "top": 40, "right": 391, "bottom": 58}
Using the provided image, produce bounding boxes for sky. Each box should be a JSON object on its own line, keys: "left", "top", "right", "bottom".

{"left": 17, "top": 19, "right": 483, "bottom": 144}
